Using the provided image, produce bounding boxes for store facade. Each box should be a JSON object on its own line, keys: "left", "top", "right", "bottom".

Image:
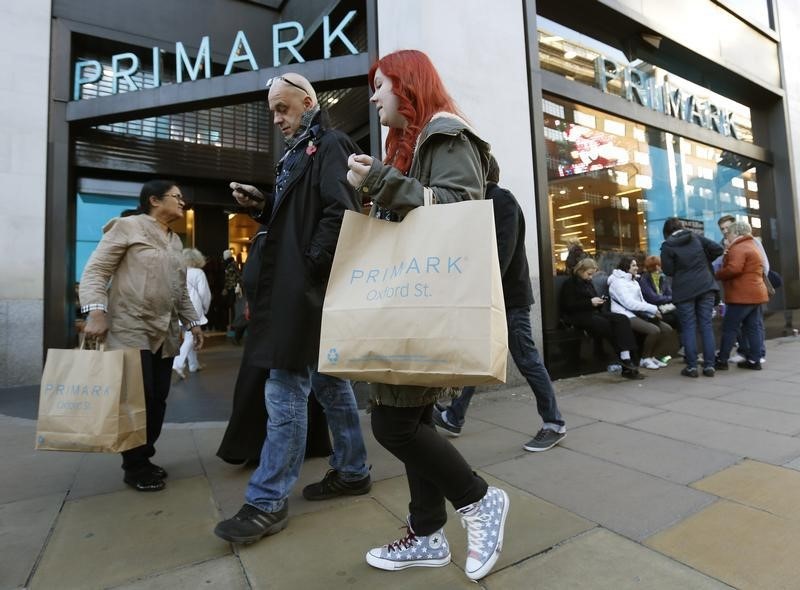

{"left": 2, "top": 0, "right": 798, "bottom": 385}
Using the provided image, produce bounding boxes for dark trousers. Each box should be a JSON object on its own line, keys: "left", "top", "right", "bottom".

{"left": 216, "top": 356, "right": 333, "bottom": 464}
{"left": 371, "top": 404, "right": 488, "bottom": 535}
{"left": 122, "top": 348, "right": 173, "bottom": 472}
{"left": 718, "top": 304, "right": 763, "bottom": 364}
{"left": 447, "top": 306, "right": 564, "bottom": 428}
{"left": 574, "top": 312, "right": 638, "bottom": 360}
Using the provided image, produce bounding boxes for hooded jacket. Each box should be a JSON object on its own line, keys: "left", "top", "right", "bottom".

{"left": 79, "top": 214, "right": 199, "bottom": 356}
{"left": 358, "top": 113, "right": 491, "bottom": 407}
{"left": 607, "top": 269, "right": 658, "bottom": 319}
{"left": 716, "top": 235, "right": 769, "bottom": 304}
{"left": 660, "top": 229, "right": 723, "bottom": 303}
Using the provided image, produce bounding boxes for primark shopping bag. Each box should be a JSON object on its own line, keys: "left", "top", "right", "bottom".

{"left": 319, "top": 197, "right": 507, "bottom": 386}
{"left": 35, "top": 342, "right": 147, "bottom": 452}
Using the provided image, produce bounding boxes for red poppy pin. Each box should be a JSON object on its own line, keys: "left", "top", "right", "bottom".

{"left": 305, "top": 140, "right": 317, "bottom": 156}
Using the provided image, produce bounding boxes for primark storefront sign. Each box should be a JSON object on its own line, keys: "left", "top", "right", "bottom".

{"left": 73, "top": 10, "right": 359, "bottom": 100}
{"left": 595, "top": 57, "right": 741, "bottom": 139}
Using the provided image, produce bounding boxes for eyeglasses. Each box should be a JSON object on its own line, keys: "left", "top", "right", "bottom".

{"left": 163, "top": 193, "right": 185, "bottom": 203}
{"left": 266, "top": 76, "right": 309, "bottom": 96}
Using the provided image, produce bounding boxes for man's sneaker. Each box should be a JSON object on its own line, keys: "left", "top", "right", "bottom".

{"left": 457, "top": 486, "right": 510, "bottom": 580}
{"left": 729, "top": 353, "right": 746, "bottom": 363}
{"left": 302, "top": 469, "right": 372, "bottom": 501}
{"left": 681, "top": 367, "right": 699, "bottom": 378}
{"left": 523, "top": 428, "right": 565, "bottom": 452}
{"left": 366, "top": 521, "right": 451, "bottom": 571}
{"left": 654, "top": 356, "right": 670, "bottom": 367}
{"left": 214, "top": 503, "right": 288, "bottom": 544}
{"left": 640, "top": 357, "right": 661, "bottom": 370}
{"left": 702, "top": 367, "right": 715, "bottom": 377}
{"left": 737, "top": 360, "right": 762, "bottom": 370}
{"left": 432, "top": 405, "right": 462, "bottom": 437}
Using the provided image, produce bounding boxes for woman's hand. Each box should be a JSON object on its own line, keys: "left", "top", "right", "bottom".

{"left": 83, "top": 310, "right": 109, "bottom": 341}
{"left": 191, "top": 326, "right": 204, "bottom": 351}
{"left": 591, "top": 297, "right": 605, "bottom": 307}
{"left": 347, "top": 154, "right": 373, "bottom": 188}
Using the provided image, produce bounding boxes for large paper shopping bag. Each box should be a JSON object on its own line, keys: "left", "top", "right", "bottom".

{"left": 35, "top": 345, "right": 147, "bottom": 452}
{"left": 319, "top": 199, "right": 507, "bottom": 386}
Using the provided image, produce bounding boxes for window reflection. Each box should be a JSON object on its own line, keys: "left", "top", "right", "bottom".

{"left": 544, "top": 95, "right": 761, "bottom": 274}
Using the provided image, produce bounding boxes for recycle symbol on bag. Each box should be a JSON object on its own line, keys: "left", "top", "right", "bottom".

{"left": 327, "top": 348, "right": 339, "bottom": 364}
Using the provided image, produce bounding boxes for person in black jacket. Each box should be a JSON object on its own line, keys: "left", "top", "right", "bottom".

{"left": 216, "top": 227, "right": 333, "bottom": 466}
{"left": 660, "top": 217, "right": 724, "bottom": 378}
{"left": 433, "top": 156, "right": 567, "bottom": 451}
{"left": 559, "top": 257, "right": 643, "bottom": 379}
{"left": 214, "top": 74, "right": 370, "bottom": 545}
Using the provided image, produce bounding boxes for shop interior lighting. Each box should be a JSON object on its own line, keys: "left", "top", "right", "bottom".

{"left": 558, "top": 200, "right": 589, "bottom": 209}
{"left": 555, "top": 214, "right": 581, "bottom": 221}
{"left": 563, "top": 222, "right": 589, "bottom": 228}
{"left": 616, "top": 188, "right": 640, "bottom": 196}
{"left": 560, "top": 231, "right": 582, "bottom": 236}
{"left": 577, "top": 185, "right": 584, "bottom": 190}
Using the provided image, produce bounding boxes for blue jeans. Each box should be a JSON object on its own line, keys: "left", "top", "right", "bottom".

{"left": 675, "top": 291, "right": 716, "bottom": 370}
{"left": 718, "top": 304, "right": 762, "bottom": 364}
{"left": 447, "top": 306, "right": 564, "bottom": 430}
{"left": 245, "top": 368, "right": 368, "bottom": 513}
{"left": 736, "top": 310, "right": 766, "bottom": 359}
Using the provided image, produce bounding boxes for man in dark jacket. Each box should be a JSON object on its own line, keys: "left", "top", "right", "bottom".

{"left": 660, "top": 217, "right": 724, "bottom": 378}
{"left": 433, "top": 156, "right": 566, "bottom": 452}
{"left": 214, "top": 74, "right": 370, "bottom": 545}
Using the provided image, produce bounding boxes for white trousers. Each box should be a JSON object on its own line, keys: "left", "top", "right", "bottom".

{"left": 172, "top": 331, "right": 199, "bottom": 372}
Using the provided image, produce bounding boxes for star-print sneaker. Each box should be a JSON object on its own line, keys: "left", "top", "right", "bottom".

{"left": 366, "top": 519, "right": 451, "bottom": 571}
{"left": 457, "top": 486, "right": 510, "bottom": 580}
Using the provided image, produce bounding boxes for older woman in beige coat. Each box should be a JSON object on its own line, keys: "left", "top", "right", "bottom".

{"left": 80, "top": 179, "right": 203, "bottom": 491}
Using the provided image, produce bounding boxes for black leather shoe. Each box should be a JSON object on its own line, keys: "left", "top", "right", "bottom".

{"left": 124, "top": 471, "right": 166, "bottom": 492}
{"left": 145, "top": 460, "right": 168, "bottom": 479}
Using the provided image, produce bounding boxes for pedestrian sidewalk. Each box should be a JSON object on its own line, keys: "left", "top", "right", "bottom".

{"left": 3, "top": 338, "right": 800, "bottom": 589}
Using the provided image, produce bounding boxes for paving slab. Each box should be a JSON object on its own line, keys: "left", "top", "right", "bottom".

{"left": 237, "top": 497, "right": 476, "bottom": 589}
{"left": 447, "top": 425, "right": 531, "bottom": 468}
{"left": 68, "top": 428, "right": 203, "bottom": 500}
{"left": 109, "top": 556, "right": 248, "bottom": 589}
{"left": 0, "top": 418, "right": 82, "bottom": 504}
{"left": 0, "top": 493, "right": 64, "bottom": 590}
{"left": 718, "top": 389, "right": 800, "bottom": 414}
{"left": 626, "top": 411, "right": 800, "bottom": 464}
{"left": 484, "top": 447, "right": 715, "bottom": 540}
{"left": 555, "top": 395, "right": 664, "bottom": 424}
{"left": 784, "top": 456, "right": 800, "bottom": 471}
{"left": 584, "top": 384, "right": 690, "bottom": 407}
{"left": 561, "top": 422, "right": 739, "bottom": 484}
{"left": 657, "top": 397, "right": 800, "bottom": 435}
{"left": 646, "top": 500, "right": 800, "bottom": 590}
{"left": 729, "top": 377, "right": 800, "bottom": 396}
{"left": 490, "top": 528, "right": 733, "bottom": 590}
{"left": 368, "top": 473, "right": 595, "bottom": 575}
{"left": 467, "top": 398, "right": 587, "bottom": 435}
{"left": 29, "top": 476, "right": 230, "bottom": 590}
{"left": 692, "top": 459, "right": 800, "bottom": 520}
{"left": 640, "top": 377, "right": 730, "bottom": 398}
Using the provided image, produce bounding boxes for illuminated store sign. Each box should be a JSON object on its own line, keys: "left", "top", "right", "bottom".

{"left": 595, "top": 57, "right": 739, "bottom": 139}
{"left": 73, "top": 10, "right": 358, "bottom": 100}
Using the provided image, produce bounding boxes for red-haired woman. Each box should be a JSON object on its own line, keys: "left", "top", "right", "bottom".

{"left": 346, "top": 50, "right": 509, "bottom": 582}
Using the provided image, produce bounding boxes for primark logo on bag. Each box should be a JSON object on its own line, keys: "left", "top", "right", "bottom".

{"left": 43, "top": 382, "right": 113, "bottom": 410}
{"left": 348, "top": 254, "right": 464, "bottom": 302}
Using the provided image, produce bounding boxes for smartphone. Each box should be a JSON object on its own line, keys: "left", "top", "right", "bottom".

{"left": 235, "top": 184, "right": 264, "bottom": 202}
